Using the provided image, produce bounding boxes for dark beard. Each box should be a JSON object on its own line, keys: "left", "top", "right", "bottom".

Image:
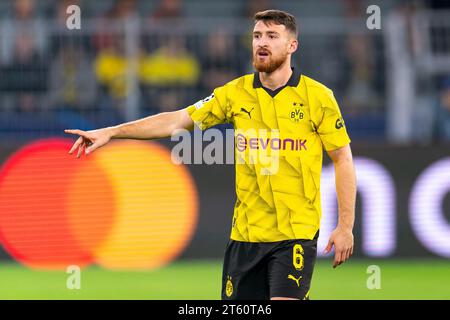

{"left": 253, "top": 52, "right": 288, "bottom": 73}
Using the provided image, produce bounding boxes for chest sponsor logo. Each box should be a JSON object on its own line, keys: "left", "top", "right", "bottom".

{"left": 235, "top": 133, "right": 307, "bottom": 152}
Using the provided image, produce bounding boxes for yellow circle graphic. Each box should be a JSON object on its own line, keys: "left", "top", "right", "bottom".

{"left": 91, "top": 141, "right": 198, "bottom": 270}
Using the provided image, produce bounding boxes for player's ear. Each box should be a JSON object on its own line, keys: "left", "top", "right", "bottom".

{"left": 288, "top": 38, "right": 298, "bottom": 54}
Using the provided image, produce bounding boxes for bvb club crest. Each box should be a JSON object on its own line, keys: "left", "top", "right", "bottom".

{"left": 289, "top": 107, "right": 304, "bottom": 123}
{"left": 225, "top": 276, "right": 233, "bottom": 297}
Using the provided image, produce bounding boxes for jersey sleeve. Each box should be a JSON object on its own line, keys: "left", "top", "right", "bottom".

{"left": 316, "top": 89, "right": 351, "bottom": 151}
{"left": 185, "top": 85, "right": 230, "bottom": 130}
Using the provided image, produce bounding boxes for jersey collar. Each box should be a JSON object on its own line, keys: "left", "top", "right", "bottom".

{"left": 252, "top": 67, "right": 301, "bottom": 98}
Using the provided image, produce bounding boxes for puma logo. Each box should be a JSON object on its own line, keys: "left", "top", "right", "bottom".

{"left": 240, "top": 107, "right": 254, "bottom": 118}
{"left": 288, "top": 274, "right": 302, "bottom": 287}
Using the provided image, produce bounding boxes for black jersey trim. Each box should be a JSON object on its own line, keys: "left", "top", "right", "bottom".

{"left": 252, "top": 67, "right": 301, "bottom": 98}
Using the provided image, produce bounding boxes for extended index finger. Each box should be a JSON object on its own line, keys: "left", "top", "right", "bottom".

{"left": 65, "top": 129, "right": 88, "bottom": 137}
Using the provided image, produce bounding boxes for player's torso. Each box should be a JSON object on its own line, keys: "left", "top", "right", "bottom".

{"left": 227, "top": 74, "right": 323, "bottom": 242}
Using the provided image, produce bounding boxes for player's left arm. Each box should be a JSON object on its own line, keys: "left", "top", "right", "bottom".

{"left": 324, "top": 144, "right": 356, "bottom": 268}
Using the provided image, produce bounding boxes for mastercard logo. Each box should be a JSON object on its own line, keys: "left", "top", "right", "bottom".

{"left": 0, "top": 138, "right": 198, "bottom": 270}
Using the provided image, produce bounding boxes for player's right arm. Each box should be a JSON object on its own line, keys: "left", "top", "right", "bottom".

{"left": 65, "top": 108, "right": 194, "bottom": 158}
{"left": 66, "top": 82, "right": 231, "bottom": 158}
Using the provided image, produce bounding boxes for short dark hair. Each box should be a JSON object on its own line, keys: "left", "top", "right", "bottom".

{"left": 254, "top": 10, "right": 298, "bottom": 38}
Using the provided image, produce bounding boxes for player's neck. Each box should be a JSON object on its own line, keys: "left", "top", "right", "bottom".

{"left": 259, "top": 62, "right": 293, "bottom": 91}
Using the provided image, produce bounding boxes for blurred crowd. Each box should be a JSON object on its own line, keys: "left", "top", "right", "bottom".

{"left": 0, "top": 0, "right": 448, "bottom": 143}
{"left": 0, "top": 0, "right": 252, "bottom": 132}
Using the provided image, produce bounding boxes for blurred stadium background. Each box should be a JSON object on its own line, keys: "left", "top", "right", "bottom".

{"left": 0, "top": 0, "right": 449, "bottom": 300}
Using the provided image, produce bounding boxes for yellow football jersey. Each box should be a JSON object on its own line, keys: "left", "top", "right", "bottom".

{"left": 186, "top": 68, "right": 351, "bottom": 242}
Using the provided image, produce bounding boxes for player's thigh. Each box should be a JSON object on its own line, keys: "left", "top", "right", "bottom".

{"left": 268, "top": 237, "right": 318, "bottom": 300}
{"left": 221, "top": 240, "right": 270, "bottom": 300}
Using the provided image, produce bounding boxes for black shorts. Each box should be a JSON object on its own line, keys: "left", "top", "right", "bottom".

{"left": 221, "top": 232, "right": 318, "bottom": 300}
